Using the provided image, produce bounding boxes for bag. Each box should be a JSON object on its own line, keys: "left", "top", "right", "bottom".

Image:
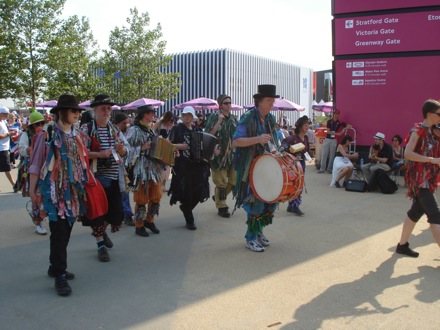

{"left": 84, "top": 169, "right": 108, "bottom": 220}
{"left": 345, "top": 179, "right": 366, "bottom": 192}
{"left": 376, "top": 169, "right": 398, "bottom": 194}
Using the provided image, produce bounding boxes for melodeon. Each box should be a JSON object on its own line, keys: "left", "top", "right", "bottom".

{"left": 190, "top": 132, "right": 218, "bottom": 162}
{"left": 150, "top": 136, "right": 176, "bottom": 166}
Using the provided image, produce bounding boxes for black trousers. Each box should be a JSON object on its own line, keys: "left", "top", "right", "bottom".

{"left": 49, "top": 217, "right": 73, "bottom": 276}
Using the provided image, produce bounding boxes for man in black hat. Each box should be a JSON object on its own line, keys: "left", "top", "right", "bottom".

{"left": 232, "top": 84, "right": 281, "bottom": 252}
{"left": 125, "top": 104, "right": 164, "bottom": 237}
{"left": 204, "top": 94, "right": 238, "bottom": 218}
{"left": 81, "top": 94, "right": 130, "bottom": 262}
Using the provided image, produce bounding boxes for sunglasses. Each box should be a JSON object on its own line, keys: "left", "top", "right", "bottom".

{"left": 222, "top": 102, "right": 232, "bottom": 105}
{"left": 69, "top": 109, "right": 82, "bottom": 114}
{"left": 34, "top": 122, "right": 45, "bottom": 127}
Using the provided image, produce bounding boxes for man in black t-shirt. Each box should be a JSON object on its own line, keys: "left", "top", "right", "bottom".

{"left": 362, "top": 132, "right": 393, "bottom": 184}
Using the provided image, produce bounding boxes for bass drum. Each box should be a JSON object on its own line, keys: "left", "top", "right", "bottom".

{"left": 249, "top": 153, "right": 304, "bottom": 203}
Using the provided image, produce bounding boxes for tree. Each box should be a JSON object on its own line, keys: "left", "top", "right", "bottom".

{"left": 45, "top": 15, "right": 100, "bottom": 102}
{"left": 2, "top": 0, "right": 66, "bottom": 106}
{"left": 98, "top": 7, "right": 180, "bottom": 103}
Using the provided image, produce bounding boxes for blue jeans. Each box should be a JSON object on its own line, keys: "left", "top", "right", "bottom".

{"left": 121, "top": 191, "right": 134, "bottom": 217}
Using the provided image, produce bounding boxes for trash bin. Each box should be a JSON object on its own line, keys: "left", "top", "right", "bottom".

{"left": 314, "top": 126, "right": 327, "bottom": 169}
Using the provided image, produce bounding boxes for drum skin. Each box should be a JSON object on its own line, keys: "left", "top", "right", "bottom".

{"left": 249, "top": 153, "right": 304, "bottom": 203}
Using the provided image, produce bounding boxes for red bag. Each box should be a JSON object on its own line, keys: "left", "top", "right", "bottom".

{"left": 74, "top": 132, "right": 108, "bottom": 220}
{"left": 84, "top": 169, "right": 108, "bottom": 220}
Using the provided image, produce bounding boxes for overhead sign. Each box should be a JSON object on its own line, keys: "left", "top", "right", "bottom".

{"left": 334, "top": 10, "right": 440, "bottom": 55}
{"left": 333, "top": 0, "right": 440, "bottom": 15}
{"left": 335, "top": 56, "right": 440, "bottom": 146}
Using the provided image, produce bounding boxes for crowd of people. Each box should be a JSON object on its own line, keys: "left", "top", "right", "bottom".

{"left": 1, "top": 94, "right": 440, "bottom": 297}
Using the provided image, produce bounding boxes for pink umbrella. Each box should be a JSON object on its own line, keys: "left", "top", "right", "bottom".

{"left": 313, "top": 101, "right": 333, "bottom": 113}
{"left": 79, "top": 100, "right": 91, "bottom": 107}
{"left": 206, "top": 103, "right": 243, "bottom": 111}
{"left": 121, "top": 98, "right": 164, "bottom": 110}
{"left": 36, "top": 100, "right": 57, "bottom": 107}
{"left": 244, "top": 99, "right": 304, "bottom": 111}
{"left": 174, "top": 97, "right": 217, "bottom": 110}
{"left": 272, "top": 98, "right": 304, "bottom": 111}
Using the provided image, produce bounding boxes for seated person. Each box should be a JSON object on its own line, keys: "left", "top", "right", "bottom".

{"left": 391, "top": 134, "right": 405, "bottom": 169}
{"left": 330, "top": 135, "right": 359, "bottom": 188}
{"left": 361, "top": 132, "right": 393, "bottom": 184}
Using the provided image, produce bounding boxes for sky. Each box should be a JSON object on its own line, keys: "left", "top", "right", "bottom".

{"left": 62, "top": 0, "right": 333, "bottom": 71}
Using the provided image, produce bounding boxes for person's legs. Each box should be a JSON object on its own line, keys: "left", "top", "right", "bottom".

{"left": 212, "top": 169, "right": 228, "bottom": 209}
{"left": 396, "top": 193, "right": 425, "bottom": 257}
{"left": 319, "top": 139, "right": 330, "bottom": 172}
{"left": 335, "top": 167, "right": 348, "bottom": 185}
{"left": 5, "top": 171, "right": 15, "bottom": 186}
{"left": 326, "top": 139, "right": 337, "bottom": 172}
{"left": 362, "top": 163, "right": 372, "bottom": 183}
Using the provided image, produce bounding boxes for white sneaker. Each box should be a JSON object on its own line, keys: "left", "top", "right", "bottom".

{"left": 246, "top": 240, "right": 265, "bottom": 252}
{"left": 35, "top": 224, "right": 47, "bottom": 235}
{"left": 257, "top": 233, "right": 270, "bottom": 246}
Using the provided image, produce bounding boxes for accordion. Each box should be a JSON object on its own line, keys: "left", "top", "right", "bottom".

{"left": 150, "top": 136, "right": 176, "bottom": 166}
{"left": 190, "top": 132, "right": 218, "bottom": 162}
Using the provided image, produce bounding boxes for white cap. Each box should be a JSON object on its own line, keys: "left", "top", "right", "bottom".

{"left": 182, "top": 106, "right": 196, "bottom": 118}
{"left": 0, "top": 106, "right": 10, "bottom": 114}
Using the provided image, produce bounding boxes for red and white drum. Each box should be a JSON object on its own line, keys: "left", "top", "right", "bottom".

{"left": 249, "top": 153, "right": 304, "bottom": 203}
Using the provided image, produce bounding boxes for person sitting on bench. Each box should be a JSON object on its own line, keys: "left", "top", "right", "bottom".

{"left": 362, "top": 132, "right": 393, "bottom": 184}
{"left": 330, "top": 135, "right": 359, "bottom": 188}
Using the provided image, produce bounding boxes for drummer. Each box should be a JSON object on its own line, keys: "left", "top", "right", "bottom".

{"left": 232, "top": 84, "right": 281, "bottom": 252}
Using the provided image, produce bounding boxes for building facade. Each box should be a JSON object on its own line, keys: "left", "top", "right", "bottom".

{"left": 160, "top": 48, "right": 313, "bottom": 124}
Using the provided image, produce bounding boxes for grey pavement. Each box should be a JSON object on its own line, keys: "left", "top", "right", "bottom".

{"left": 1, "top": 165, "right": 440, "bottom": 330}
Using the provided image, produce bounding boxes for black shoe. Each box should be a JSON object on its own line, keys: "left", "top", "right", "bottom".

{"left": 144, "top": 222, "right": 160, "bottom": 234}
{"left": 218, "top": 207, "right": 230, "bottom": 218}
{"left": 186, "top": 223, "right": 197, "bottom": 230}
{"left": 292, "top": 207, "right": 304, "bottom": 216}
{"left": 212, "top": 195, "right": 215, "bottom": 202}
{"left": 103, "top": 233, "right": 113, "bottom": 248}
{"left": 48, "top": 266, "right": 75, "bottom": 280}
{"left": 135, "top": 227, "right": 150, "bottom": 237}
{"left": 98, "top": 247, "right": 110, "bottom": 262}
{"left": 124, "top": 215, "right": 135, "bottom": 226}
{"left": 55, "top": 276, "right": 72, "bottom": 296}
{"left": 335, "top": 182, "right": 341, "bottom": 188}
{"left": 396, "top": 242, "right": 419, "bottom": 258}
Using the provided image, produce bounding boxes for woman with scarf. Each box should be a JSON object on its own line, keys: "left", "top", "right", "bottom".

{"left": 126, "top": 105, "right": 164, "bottom": 237}
{"left": 28, "top": 94, "right": 88, "bottom": 296}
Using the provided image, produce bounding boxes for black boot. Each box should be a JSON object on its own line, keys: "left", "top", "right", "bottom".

{"left": 55, "top": 276, "right": 72, "bottom": 296}
{"left": 144, "top": 221, "right": 160, "bottom": 234}
{"left": 218, "top": 207, "right": 230, "bottom": 218}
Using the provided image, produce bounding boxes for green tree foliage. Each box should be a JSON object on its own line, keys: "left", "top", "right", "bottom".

{"left": 1, "top": 0, "right": 66, "bottom": 105}
{"left": 45, "top": 15, "right": 100, "bottom": 102}
{"left": 98, "top": 7, "right": 180, "bottom": 103}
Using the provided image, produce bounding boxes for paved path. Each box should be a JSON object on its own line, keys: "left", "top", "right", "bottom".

{"left": 0, "top": 165, "right": 439, "bottom": 329}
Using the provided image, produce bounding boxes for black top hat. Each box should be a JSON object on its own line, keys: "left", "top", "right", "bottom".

{"left": 138, "top": 105, "right": 156, "bottom": 113}
{"left": 253, "top": 84, "right": 280, "bottom": 99}
{"left": 50, "top": 94, "right": 85, "bottom": 114}
{"left": 90, "top": 94, "right": 116, "bottom": 108}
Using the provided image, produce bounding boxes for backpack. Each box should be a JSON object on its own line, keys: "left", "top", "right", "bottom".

{"left": 375, "top": 169, "right": 398, "bottom": 194}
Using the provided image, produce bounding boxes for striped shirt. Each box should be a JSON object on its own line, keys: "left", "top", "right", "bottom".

{"left": 95, "top": 125, "right": 119, "bottom": 180}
